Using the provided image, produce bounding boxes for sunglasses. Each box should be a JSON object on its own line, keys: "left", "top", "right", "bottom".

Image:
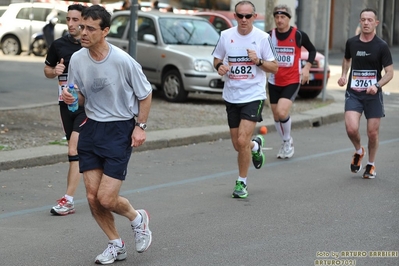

{"left": 236, "top": 13, "right": 253, "bottom": 19}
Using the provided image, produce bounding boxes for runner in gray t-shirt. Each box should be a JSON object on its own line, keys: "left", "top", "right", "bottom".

{"left": 62, "top": 5, "right": 153, "bottom": 265}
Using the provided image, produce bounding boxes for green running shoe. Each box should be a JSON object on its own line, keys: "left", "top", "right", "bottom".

{"left": 252, "top": 134, "right": 265, "bottom": 169}
{"left": 232, "top": 180, "right": 248, "bottom": 198}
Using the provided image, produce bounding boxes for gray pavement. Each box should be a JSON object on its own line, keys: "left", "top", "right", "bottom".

{"left": 1, "top": 46, "right": 399, "bottom": 170}
{"left": 1, "top": 105, "right": 399, "bottom": 266}
{"left": 1, "top": 49, "right": 399, "bottom": 266}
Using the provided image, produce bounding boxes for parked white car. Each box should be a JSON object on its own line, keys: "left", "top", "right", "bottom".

{"left": 0, "top": 6, "right": 7, "bottom": 17}
{"left": 107, "top": 11, "right": 223, "bottom": 102}
{"left": 0, "top": 2, "right": 68, "bottom": 55}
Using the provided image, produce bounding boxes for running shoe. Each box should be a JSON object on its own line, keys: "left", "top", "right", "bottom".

{"left": 95, "top": 242, "right": 127, "bottom": 265}
{"left": 350, "top": 147, "right": 365, "bottom": 173}
{"left": 232, "top": 180, "right": 248, "bottom": 198}
{"left": 132, "top": 209, "right": 152, "bottom": 253}
{"left": 283, "top": 137, "right": 294, "bottom": 158}
{"left": 252, "top": 135, "right": 265, "bottom": 169}
{"left": 277, "top": 141, "right": 285, "bottom": 159}
{"left": 50, "top": 197, "right": 75, "bottom": 215}
{"left": 363, "top": 164, "right": 376, "bottom": 179}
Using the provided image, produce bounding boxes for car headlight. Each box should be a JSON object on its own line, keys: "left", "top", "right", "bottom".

{"left": 194, "top": 59, "right": 213, "bottom": 72}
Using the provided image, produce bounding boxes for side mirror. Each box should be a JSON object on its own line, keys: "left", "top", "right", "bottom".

{"left": 143, "top": 34, "right": 157, "bottom": 44}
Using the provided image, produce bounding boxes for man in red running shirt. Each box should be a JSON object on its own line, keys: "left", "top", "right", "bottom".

{"left": 267, "top": 4, "right": 317, "bottom": 159}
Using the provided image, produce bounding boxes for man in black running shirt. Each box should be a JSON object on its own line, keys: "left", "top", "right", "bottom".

{"left": 338, "top": 8, "right": 393, "bottom": 179}
{"left": 44, "top": 4, "right": 87, "bottom": 215}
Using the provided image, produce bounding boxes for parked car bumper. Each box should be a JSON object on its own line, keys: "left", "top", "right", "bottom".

{"left": 300, "top": 70, "right": 330, "bottom": 90}
{"left": 181, "top": 72, "right": 224, "bottom": 93}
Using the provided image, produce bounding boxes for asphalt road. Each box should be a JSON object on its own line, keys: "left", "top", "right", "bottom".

{"left": 0, "top": 102, "right": 399, "bottom": 265}
{"left": 0, "top": 53, "right": 57, "bottom": 109}
{"left": 1, "top": 47, "right": 399, "bottom": 266}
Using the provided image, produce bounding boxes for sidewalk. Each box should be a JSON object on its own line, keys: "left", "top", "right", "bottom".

{"left": 3, "top": 45, "right": 399, "bottom": 171}
{"left": 0, "top": 90, "right": 345, "bottom": 171}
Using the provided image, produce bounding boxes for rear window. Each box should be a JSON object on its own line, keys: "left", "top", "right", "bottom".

{"left": 108, "top": 14, "right": 130, "bottom": 38}
{"left": 16, "top": 7, "right": 47, "bottom": 21}
{"left": 15, "top": 7, "right": 66, "bottom": 23}
{"left": 57, "top": 10, "right": 67, "bottom": 24}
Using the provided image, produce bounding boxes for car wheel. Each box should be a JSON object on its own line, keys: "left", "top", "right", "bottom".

{"left": 31, "top": 38, "right": 47, "bottom": 57}
{"left": 162, "top": 69, "right": 188, "bottom": 102}
{"left": 1, "top": 35, "right": 21, "bottom": 55}
{"left": 298, "top": 89, "right": 322, "bottom": 99}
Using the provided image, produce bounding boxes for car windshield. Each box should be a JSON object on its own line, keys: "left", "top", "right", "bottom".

{"left": 159, "top": 17, "right": 219, "bottom": 45}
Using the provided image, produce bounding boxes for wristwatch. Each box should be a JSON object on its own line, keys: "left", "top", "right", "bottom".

{"left": 374, "top": 83, "right": 382, "bottom": 92}
{"left": 256, "top": 59, "right": 263, "bottom": 66}
{"left": 135, "top": 122, "right": 147, "bottom": 130}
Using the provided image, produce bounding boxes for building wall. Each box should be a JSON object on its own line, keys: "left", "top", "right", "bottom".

{"left": 297, "top": 0, "right": 322, "bottom": 48}
{"left": 297, "top": 0, "right": 396, "bottom": 52}
{"left": 330, "top": 0, "right": 352, "bottom": 52}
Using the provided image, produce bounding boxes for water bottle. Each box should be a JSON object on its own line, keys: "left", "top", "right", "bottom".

{"left": 67, "top": 84, "right": 78, "bottom": 112}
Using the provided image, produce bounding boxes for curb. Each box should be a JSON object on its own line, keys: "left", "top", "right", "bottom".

{"left": 0, "top": 93, "right": 344, "bottom": 171}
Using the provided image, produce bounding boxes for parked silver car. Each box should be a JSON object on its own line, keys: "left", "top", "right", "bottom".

{"left": 0, "top": 2, "right": 68, "bottom": 55}
{"left": 107, "top": 10, "right": 223, "bottom": 102}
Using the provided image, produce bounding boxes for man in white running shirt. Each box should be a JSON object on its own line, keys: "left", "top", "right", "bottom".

{"left": 212, "top": 0, "right": 278, "bottom": 198}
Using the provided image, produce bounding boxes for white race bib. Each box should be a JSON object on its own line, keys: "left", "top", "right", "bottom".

{"left": 227, "top": 55, "right": 256, "bottom": 80}
{"left": 350, "top": 70, "right": 377, "bottom": 92}
{"left": 275, "top": 46, "right": 295, "bottom": 67}
{"left": 58, "top": 73, "right": 68, "bottom": 101}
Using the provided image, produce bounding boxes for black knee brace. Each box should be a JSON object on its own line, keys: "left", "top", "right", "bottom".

{"left": 68, "top": 155, "right": 79, "bottom": 162}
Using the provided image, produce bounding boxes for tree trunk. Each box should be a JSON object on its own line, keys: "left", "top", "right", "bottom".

{"left": 265, "top": 0, "right": 279, "bottom": 32}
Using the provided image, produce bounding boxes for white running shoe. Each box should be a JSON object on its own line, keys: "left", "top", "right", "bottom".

{"left": 95, "top": 242, "right": 127, "bottom": 265}
{"left": 50, "top": 197, "right": 75, "bottom": 215}
{"left": 277, "top": 141, "right": 285, "bottom": 159}
{"left": 132, "top": 209, "right": 152, "bottom": 253}
{"left": 283, "top": 137, "right": 294, "bottom": 158}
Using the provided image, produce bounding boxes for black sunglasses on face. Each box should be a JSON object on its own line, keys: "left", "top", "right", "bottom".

{"left": 236, "top": 13, "right": 253, "bottom": 19}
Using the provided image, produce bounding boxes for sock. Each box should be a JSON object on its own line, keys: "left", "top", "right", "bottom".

{"left": 356, "top": 148, "right": 363, "bottom": 155}
{"left": 274, "top": 121, "right": 283, "bottom": 139}
{"left": 281, "top": 116, "right": 292, "bottom": 141}
{"left": 65, "top": 194, "right": 73, "bottom": 202}
{"left": 110, "top": 238, "right": 123, "bottom": 247}
{"left": 367, "top": 162, "right": 375, "bottom": 166}
{"left": 131, "top": 211, "right": 142, "bottom": 228}
{"left": 252, "top": 140, "right": 259, "bottom": 152}
{"left": 238, "top": 176, "right": 247, "bottom": 185}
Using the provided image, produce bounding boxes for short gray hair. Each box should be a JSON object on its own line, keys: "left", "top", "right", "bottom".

{"left": 273, "top": 4, "right": 292, "bottom": 18}
{"left": 234, "top": 1, "right": 256, "bottom": 13}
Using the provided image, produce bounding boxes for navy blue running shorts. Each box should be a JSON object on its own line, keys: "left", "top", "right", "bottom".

{"left": 345, "top": 90, "right": 385, "bottom": 119}
{"left": 78, "top": 118, "right": 134, "bottom": 180}
{"left": 225, "top": 100, "right": 264, "bottom": 128}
